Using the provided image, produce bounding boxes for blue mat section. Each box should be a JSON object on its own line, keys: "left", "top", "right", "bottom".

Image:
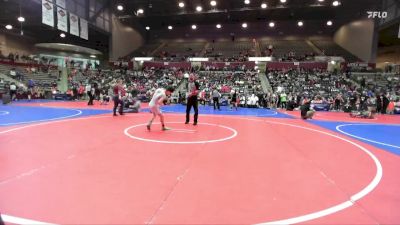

{"left": 0, "top": 105, "right": 110, "bottom": 126}
{"left": 310, "top": 120, "right": 400, "bottom": 156}
{"left": 142, "top": 104, "right": 293, "bottom": 118}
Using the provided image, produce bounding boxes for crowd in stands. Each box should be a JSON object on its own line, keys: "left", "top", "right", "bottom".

{"left": 2, "top": 47, "right": 399, "bottom": 115}
{"left": 66, "top": 67, "right": 184, "bottom": 103}
{"left": 0, "top": 58, "right": 59, "bottom": 100}
{"left": 260, "top": 45, "right": 316, "bottom": 61}
{"left": 172, "top": 70, "right": 263, "bottom": 108}
{"left": 265, "top": 69, "right": 400, "bottom": 114}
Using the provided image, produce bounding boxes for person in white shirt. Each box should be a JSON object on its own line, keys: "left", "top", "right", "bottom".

{"left": 147, "top": 87, "right": 175, "bottom": 131}
{"left": 9, "top": 83, "right": 17, "bottom": 101}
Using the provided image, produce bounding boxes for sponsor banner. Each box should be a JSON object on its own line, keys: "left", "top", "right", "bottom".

{"left": 57, "top": 7, "right": 68, "bottom": 32}
{"left": 56, "top": 0, "right": 66, "bottom": 8}
{"left": 80, "top": 19, "right": 88, "bottom": 40}
{"left": 69, "top": 13, "right": 79, "bottom": 36}
{"left": 42, "top": 0, "right": 54, "bottom": 27}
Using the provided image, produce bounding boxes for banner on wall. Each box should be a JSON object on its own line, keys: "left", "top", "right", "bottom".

{"left": 80, "top": 19, "right": 88, "bottom": 40}
{"left": 42, "top": 0, "right": 54, "bottom": 27}
{"left": 57, "top": 7, "right": 68, "bottom": 32}
{"left": 398, "top": 23, "right": 400, "bottom": 38}
{"left": 56, "top": 0, "right": 66, "bottom": 8}
{"left": 69, "top": 13, "right": 79, "bottom": 36}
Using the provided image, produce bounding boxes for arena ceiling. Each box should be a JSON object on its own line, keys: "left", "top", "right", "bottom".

{"left": 114, "top": 0, "right": 384, "bottom": 30}
{"left": 0, "top": 0, "right": 110, "bottom": 56}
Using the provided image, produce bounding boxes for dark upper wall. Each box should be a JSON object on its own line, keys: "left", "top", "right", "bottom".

{"left": 146, "top": 21, "right": 338, "bottom": 42}
{"left": 110, "top": 14, "right": 144, "bottom": 61}
{"left": 0, "top": 33, "right": 35, "bottom": 56}
{"left": 334, "top": 19, "right": 376, "bottom": 62}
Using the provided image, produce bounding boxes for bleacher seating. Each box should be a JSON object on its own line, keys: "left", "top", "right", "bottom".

{"left": 260, "top": 40, "right": 316, "bottom": 60}
{"left": 205, "top": 41, "right": 255, "bottom": 60}
{"left": 311, "top": 40, "right": 360, "bottom": 62}
{"left": 352, "top": 73, "right": 400, "bottom": 94}
{"left": 0, "top": 63, "right": 58, "bottom": 90}
{"left": 154, "top": 42, "right": 206, "bottom": 60}
{"left": 128, "top": 42, "right": 162, "bottom": 57}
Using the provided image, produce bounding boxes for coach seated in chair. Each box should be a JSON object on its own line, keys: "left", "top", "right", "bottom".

{"left": 123, "top": 93, "right": 141, "bottom": 113}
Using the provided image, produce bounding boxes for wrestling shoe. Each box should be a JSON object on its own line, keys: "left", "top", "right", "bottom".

{"left": 146, "top": 125, "right": 151, "bottom": 131}
{"left": 162, "top": 126, "right": 171, "bottom": 131}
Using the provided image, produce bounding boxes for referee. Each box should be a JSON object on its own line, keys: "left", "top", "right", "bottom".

{"left": 185, "top": 76, "right": 200, "bottom": 125}
{"left": 113, "top": 79, "right": 125, "bottom": 116}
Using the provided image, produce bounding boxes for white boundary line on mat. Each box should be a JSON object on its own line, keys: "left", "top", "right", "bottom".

{"left": 336, "top": 123, "right": 400, "bottom": 149}
{"left": 0, "top": 114, "right": 382, "bottom": 225}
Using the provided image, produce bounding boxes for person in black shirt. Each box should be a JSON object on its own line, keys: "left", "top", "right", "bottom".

{"left": 382, "top": 93, "right": 389, "bottom": 114}
{"left": 300, "top": 98, "right": 315, "bottom": 120}
{"left": 230, "top": 90, "right": 238, "bottom": 110}
{"left": 185, "top": 77, "right": 199, "bottom": 125}
{"left": 376, "top": 94, "right": 382, "bottom": 113}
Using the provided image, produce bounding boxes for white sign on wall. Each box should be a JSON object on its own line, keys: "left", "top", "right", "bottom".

{"left": 57, "top": 7, "right": 68, "bottom": 32}
{"left": 69, "top": 13, "right": 79, "bottom": 36}
{"left": 398, "top": 23, "right": 400, "bottom": 39}
{"left": 80, "top": 19, "right": 88, "bottom": 40}
{"left": 42, "top": 0, "right": 54, "bottom": 27}
{"left": 56, "top": 0, "right": 66, "bottom": 9}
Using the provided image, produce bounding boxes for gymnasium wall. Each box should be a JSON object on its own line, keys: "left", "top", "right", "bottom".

{"left": 333, "top": 19, "right": 375, "bottom": 62}
{"left": 376, "top": 45, "right": 400, "bottom": 68}
{"left": 149, "top": 21, "right": 338, "bottom": 41}
{"left": 110, "top": 14, "right": 144, "bottom": 61}
{"left": 0, "top": 33, "right": 35, "bottom": 57}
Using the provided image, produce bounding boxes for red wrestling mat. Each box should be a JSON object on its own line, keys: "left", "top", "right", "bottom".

{"left": 0, "top": 114, "right": 399, "bottom": 224}
{"left": 283, "top": 110, "right": 400, "bottom": 124}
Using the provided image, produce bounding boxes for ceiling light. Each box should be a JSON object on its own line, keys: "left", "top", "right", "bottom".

{"left": 5, "top": 25, "right": 12, "bottom": 30}
{"left": 244, "top": 0, "right": 250, "bottom": 4}
{"left": 17, "top": 16, "right": 25, "bottom": 22}
{"left": 261, "top": 3, "right": 267, "bottom": 8}
{"left": 298, "top": 21, "right": 304, "bottom": 26}
{"left": 280, "top": 0, "right": 287, "bottom": 3}
{"left": 318, "top": 0, "right": 325, "bottom": 2}
{"left": 146, "top": 26, "right": 150, "bottom": 30}
{"left": 216, "top": 24, "right": 222, "bottom": 29}
{"left": 332, "top": 1, "right": 340, "bottom": 6}
{"left": 196, "top": 6, "right": 202, "bottom": 11}
{"left": 178, "top": 2, "right": 185, "bottom": 7}
{"left": 269, "top": 22, "right": 275, "bottom": 27}
{"left": 242, "top": 23, "right": 248, "bottom": 28}
{"left": 90, "top": 55, "right": 96, "bottom": 58}
{"left": 60, "top": 33, "right": 66, "bottom": 38}
{"left": 137, "top": 9, "right": 144, "bottom": 14}
{"left": 210, "top": 0, "right": 217, "bottom": 6}
{"left": 117, "top": 5, "right": 123, "bottom": 11}
{"left": 168, "top": 25, "right": 173, "bottom": 30}
{"left": 327, "top": 20, "right": 333, "bottom": 26}
{"left": 192, "top": 24, "right": 197, "bottom": 29}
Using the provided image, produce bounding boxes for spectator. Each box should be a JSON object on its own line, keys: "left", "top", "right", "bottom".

{"left": 212, "top": 87, "right": 221, "bottom": 110}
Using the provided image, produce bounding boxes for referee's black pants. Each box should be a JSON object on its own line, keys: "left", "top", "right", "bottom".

{"left": 113, "top": 96, "right": 124, "bottom": 115}
{"left": 87, "top": 91, "right": 94, "bottom": 105}
{"left": 186, "top": 96, "right": 198, "bottom": 123}
{"left": 213, "top": 97, "right": 220, "bottom": 110}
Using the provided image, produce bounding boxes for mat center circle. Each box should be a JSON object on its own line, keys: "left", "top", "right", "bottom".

{"left": 124, "top": 122, "right": 237, "bottom": 144}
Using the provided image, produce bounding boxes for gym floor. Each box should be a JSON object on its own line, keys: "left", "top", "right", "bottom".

{"left": 1, "top": 100, "right": 399, "bottom": 225}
